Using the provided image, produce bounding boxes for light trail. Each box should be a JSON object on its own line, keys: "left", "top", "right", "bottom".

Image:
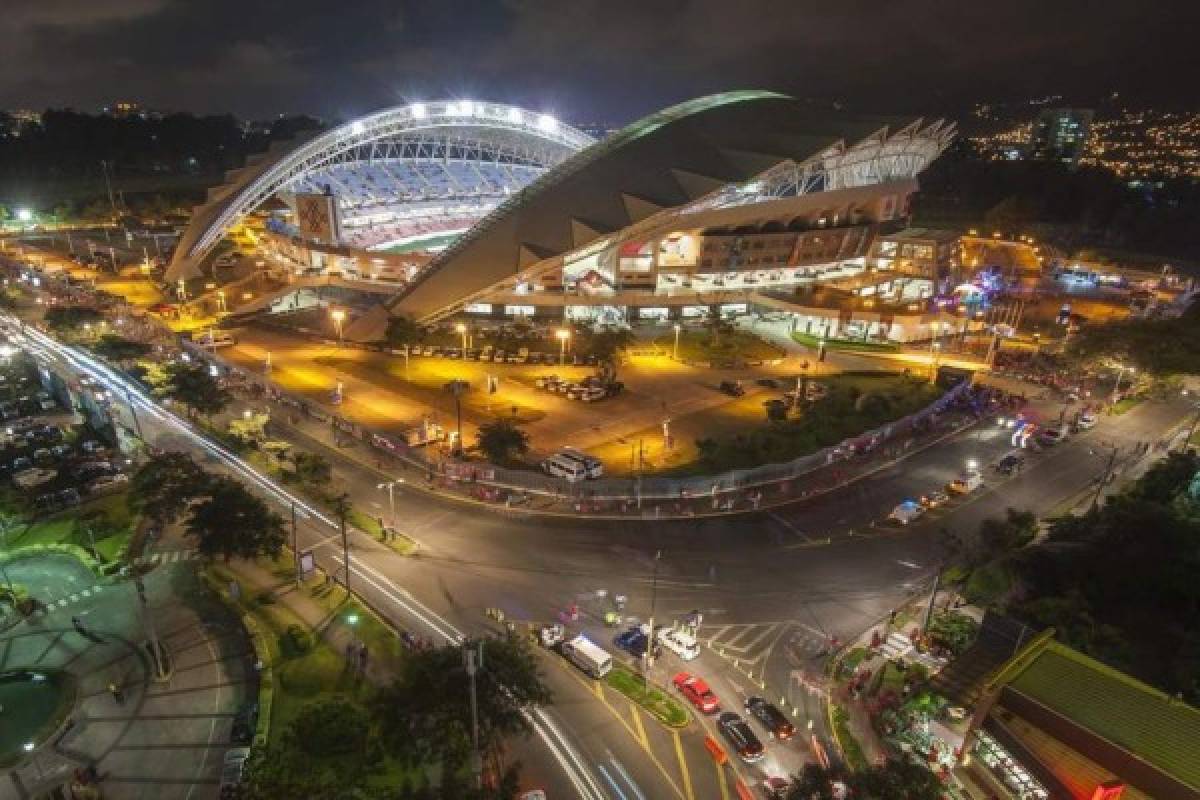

{"left": 5, "top": 314, "right": 609, "bottom": 800}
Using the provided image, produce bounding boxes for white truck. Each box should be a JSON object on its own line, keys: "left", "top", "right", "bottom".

{"left": 561, "top": 634, "right": 613, "bottom": 679}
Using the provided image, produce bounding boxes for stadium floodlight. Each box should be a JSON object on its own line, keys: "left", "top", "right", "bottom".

{"left": 16, "top": 208, "right": 33, "bottom": 222}
{"left": 350, "top": 120, "right": 365, "bottom": 135}
{"left": 410, "top": 102, "right": 427, "bottom": 119}
{"left": 508, "top": 107, "right": 523, "bottom": 124}
{"left": 537, "top": 114, "right": 558, "bottom": 133}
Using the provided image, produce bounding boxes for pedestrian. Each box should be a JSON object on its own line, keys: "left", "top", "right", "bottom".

{"left": 72, "top": 615, "right": 87, "bottom": 636}
{"left": 359, "top": 643, "right": 369, "bottom": 672}
{"left": 107, "top": 682, "right": 125, "bottom": 704}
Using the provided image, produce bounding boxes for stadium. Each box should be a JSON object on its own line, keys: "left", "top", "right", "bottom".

{"left": 168, "top": 91, "right": 962, "bottom": 343}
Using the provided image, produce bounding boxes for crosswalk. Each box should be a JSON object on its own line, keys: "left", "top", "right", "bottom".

{"left": 27, "top": 584, "right": 105, "bottom": 617}
{"left": 135, "top": 549, "right": 198, "bottom": 567}
{"left": 700, "top": 622, "right": 831, "bottom": 667}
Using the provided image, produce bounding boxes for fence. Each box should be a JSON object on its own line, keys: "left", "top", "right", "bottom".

{"left": 182, "top": 338, "right": 973, "bottom": 512}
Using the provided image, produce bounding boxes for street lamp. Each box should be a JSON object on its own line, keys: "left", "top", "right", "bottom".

{"left": 330, "top": 308, "right": 346, "bottom": 347}
{"left": 966, "top": 458, "right": 979, "bottom": 473}
{"left": 455, "top": 322, "right": 468, "bottom": 353}
{"left": 376, "top": 479, "right": 404, "bottom": 540}
{"left": 672, "top": 323, "right": 681, "bottom": 360}
{"left": 217, "top": 289, "right": 226, "bottom": 314}
{"left": 555, "top": 328, "right": 571, "bottom": 365}
{"left": 1111, "top": 365, "right": 1134, "bottom": 402}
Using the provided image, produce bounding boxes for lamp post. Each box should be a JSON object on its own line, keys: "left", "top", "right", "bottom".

{"left": 216, "top": 289, "right": 226, "bottom": 314}
{"left": 455, "top": 322, "right": 468, "bottom": 354}
{"left": 1111, "top": 365, "right": 1134, "bottom": 403}
{"left": 330, "top": 308, "right": 346, "bottom": 347}
{"left": 672, "top": 323, "right": 681, "bottom": 360}
{"left": 376, "top": 480, "right": 403, "bottom": 539}
{"left": 643, "top": 549, "right": 662, "bottom": 687}
{"left": 555, "top": 328, "right": 571, "bottom": 365}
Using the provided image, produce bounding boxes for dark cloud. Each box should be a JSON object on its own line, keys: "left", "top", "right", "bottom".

{"left": 1, "top": 0, "right": 1197, "bottom": 121}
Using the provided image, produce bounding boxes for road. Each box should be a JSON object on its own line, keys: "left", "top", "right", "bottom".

{"left": 6, "top": 311, "right": 1193, "bottom": 798}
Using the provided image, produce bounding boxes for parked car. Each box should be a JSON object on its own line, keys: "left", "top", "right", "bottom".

{"left": 719, "top": 380, "right": 745, "bottom": 397}
{"left": 889, "top": 500, "right": 925, "bottom": 525}
{"left": 717, "top": 712, "right": 765, "bottom": 763}
{"left": 1075, "top": 413, "right": 1097, "bottom": 430}
{"left": 657, "top": 628, "right": 700, "bottom": 661}
{"left": 535, "top": 374, "right": 560, "bottom": 389}
{"left": 614, "top": 626, "right": 658, "bottom": 659}
{"left": 218, "top": 747, "right": 251, "bottom": 798}
{"left": 947, "top": 472, "right": 984, "bottom": 494}
{"left": 1037, "top": 427, "right": 1067, "bottom": 446}
{"left": 744, "top": 696, "right": 795, "bottom": 740}
{"left": 673, "top": 672, "right": 720, "bottom": 713}
{"left": 230, "top": 703, "right": 259, "bottom": 745}
{"left": 87, "top": 473, "right": 129, "bottom": 494}
{"left": 920, "top": 490, "right": 950, "bottom": 509}
{"left": 994, "top": 452, "right": 1025, "bottom": 475}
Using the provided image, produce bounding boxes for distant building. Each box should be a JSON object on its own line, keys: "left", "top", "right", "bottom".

{"left": 870, "top": 227, "right": 962, "bottom": 284}
{"left": 1029, "top": 108, "right": 1094, "bottom": 169}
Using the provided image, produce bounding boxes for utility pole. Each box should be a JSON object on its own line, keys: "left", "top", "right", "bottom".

{"left": 100, "top": 160, "right": 117, "bottom": 218}
{"left": 644, "top": 550, "right": 662, "bottom": 686}
{"left": 463, "top": 639, "right": 484, "bottom": 790}
{"left": 921, "top": 564, "right": 943, "bottom": 635}
{"left": 333, "top": 493, "right": 351, "bottom": 593}
{"left": 1091, "top": 445, "right": 1119, "bottom": 511}
{"left": 125, "top": 388, "right": 144, "bottom": 441}
{"left": 291, "top": 501, "right": 300, "bottom": 586}
{"left": 135, "top": 574, "right": 169, "bottom": 680}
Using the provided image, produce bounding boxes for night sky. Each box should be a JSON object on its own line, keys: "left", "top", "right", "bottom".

{"left": 4, "top": 0, "right": 1198, "bottom": 122}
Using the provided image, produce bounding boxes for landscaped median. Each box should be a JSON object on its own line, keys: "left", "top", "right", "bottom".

{"left": 604, "top": 665, "right": 689, "bottom": 728}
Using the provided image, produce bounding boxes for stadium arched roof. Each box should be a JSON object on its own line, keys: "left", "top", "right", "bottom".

{"left": 166, "top": 101, "right": 594, "bottom": 281}
{"left": 377, "top": 90, "right": 954, "bottom": 324}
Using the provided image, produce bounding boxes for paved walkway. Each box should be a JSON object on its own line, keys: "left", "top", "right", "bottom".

{"left": 1, "top": 547, "right": 253, "bottom": 800}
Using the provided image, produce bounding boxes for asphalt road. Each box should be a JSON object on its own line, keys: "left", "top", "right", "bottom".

{"left": 8, "top": 314, "right": 1193, "bottom": 798}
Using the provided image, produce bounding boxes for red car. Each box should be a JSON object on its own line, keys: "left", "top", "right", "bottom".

{"left": 673, "top": 672, "right": 720, "bottom": 714}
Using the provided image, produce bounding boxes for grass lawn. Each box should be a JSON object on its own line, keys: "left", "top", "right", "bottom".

{"left": 652, "top": 329, "right": 782, "bottom": 364}
{"left": 605, "top": 666, "right": 689, "bottom": 728}
{"left": 832, "top": 706, "right": 869, "bottom": 771}
{"left": 587, "top": 370, "right": 936, "bottom": 477}
{"left": 4, "top": 490, "right": 135, "bottom": 563}
{"left": 791, "top": 331, "right": 900, "bottom": 353}
{"left": 1111, "top": 396, "right": 1142, "bottom": 415}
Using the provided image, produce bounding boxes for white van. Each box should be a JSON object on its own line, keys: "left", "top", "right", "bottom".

{"left": 541, "top": 453, "right": 588, "bottom": 483}
{"left": 561, "top": 634, "right": 612, "bottom": 679}
{"left": 558, "top": 448, "right": 604, "bottom": 479}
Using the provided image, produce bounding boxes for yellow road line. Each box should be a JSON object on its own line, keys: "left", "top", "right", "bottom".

{"left": 672, "top": 730, "right": 695, "bottom": 800}
{"left": 630, "top": 703, "right": 650, "bottom": 749}
{"left": 547, "top": 658, "right": 685, "bottom": 799}
{"left": 715, "top": 760, "right": 730, "bottom": 800}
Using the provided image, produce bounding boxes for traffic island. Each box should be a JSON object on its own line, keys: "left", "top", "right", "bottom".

{"left": 604, "top": 665, "right": 689, "bottom": 728}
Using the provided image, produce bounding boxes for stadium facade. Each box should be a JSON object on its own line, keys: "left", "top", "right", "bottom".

{"left": 170, "top": 92, "right": 961, "bottom": 343}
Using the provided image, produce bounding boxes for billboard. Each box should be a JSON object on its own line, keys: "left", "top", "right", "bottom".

{"left": 294, "top": 191, "right": 341, "bottom": 246}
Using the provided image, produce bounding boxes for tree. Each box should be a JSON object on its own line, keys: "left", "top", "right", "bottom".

{"left": 185, "top": 476, "right": 286, "bottom": 562}
{"left": 242, "top": 700, "right": 383, "bottom": 800}
{"left": 476, "top": 419, "right": 530, "bottom": 465}
{"left": 43, "top": 305, "right": 105, "bottom": 333}
{"left": 128, "top": 452, "right": 211, "bottom": 527}
{"left": 90, "top": 334, "right": 151, "bottom": 363}
{"left": 976, "top": 508, "right": 1038, "bottom": 560}
{"left": 786, "top": 759, "right": 943, "bottom": 800}
{"left": 385, "top": 315, "right": 426, "bottom": 347}
{"left": 372, "top": 635, "right": 552, "bottom": 770}
{"left": 164, "top": 361, "right": 231, "bottom": 419}
{"left": 586, "top": 328, "right": 634, "bottom": 382}
{"left": 290, "top": 451, "right": 332, "bottom": 486}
